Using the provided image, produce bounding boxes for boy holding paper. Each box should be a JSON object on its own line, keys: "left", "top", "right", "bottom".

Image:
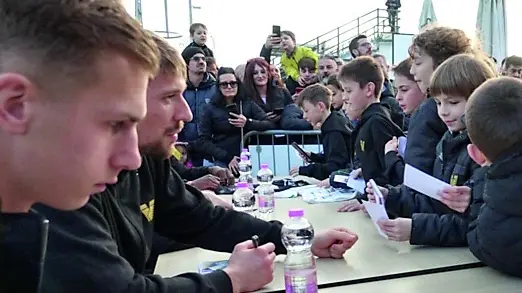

{"left": 337, "top": 56, "right": 404, "bottom": 186}
{"left": 289, "top": 84, "right": 352, "bottom": 180}
{"left": 366, "top": 54, "right": 496, "bottom": 245}
{"left": 464, "top": 77, "right": 522, "bottom": 277}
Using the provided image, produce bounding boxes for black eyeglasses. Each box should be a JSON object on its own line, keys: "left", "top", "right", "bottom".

{"left": 219, "top": 81, "right": 238, "bottom": 89}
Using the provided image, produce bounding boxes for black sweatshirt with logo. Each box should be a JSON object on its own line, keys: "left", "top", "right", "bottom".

{"left": 34, "top": 156, "right": 286, "bottom": 293}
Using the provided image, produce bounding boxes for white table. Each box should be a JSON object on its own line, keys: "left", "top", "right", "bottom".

{"left": 320, "top": 267, "right": 522, "bottom": 292}
{"left": 155, "top": 195, "right": 481, "bottom": 292}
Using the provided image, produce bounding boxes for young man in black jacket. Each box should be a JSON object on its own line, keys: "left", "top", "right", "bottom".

{"left": 34, "top": 35, "right": 359, "bottom": 293}
{"left": 0, "top": 1, "right": 160, "bottom": 292}
{"left": 289, "top": 84, "right": 352, "bottom": 180}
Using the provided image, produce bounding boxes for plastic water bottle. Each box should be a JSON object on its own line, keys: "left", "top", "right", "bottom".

{"left": 238, "top": 155, "right": 253, "bottom": 190}
{"left": 257, "top": 163, "right": 275, "bottom": 214}
{"left": 281, "top": 209, "right": 318, "bottom": 293}
{"left": 240, "top": 148, "right": 251, "bottom": 167}
{"left": 232, "top": 182, "right": 255, "bottom": 215}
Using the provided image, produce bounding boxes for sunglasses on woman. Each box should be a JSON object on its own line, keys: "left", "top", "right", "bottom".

{"left": 219, "top": 81, "right": 238, "bottom": 89}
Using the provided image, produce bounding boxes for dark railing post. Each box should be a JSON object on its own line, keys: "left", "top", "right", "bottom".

{"left": 316, "top": 37, "right": 320, "bottom": 54}
{"left": 357, "top": 17, "right": 360, "bottom": 34}
{"left": 336, "top": 27, "right": 340, "bottom": 57}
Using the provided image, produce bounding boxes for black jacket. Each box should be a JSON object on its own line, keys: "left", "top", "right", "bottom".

{"left": 198, "top": 97, "right": 275, "bottom": 164}
{"left": 468, "top": 153, "right": 522, "bottom": 277}
{"left": 380, "top": 81, "right": 404, "bottom": 130}
{"left": 250, "top": 86, "right": 291, "bottom": 114}
{"left": 385, "top": 131, "right": 479, "bottom": 246}
{"left": 384, "top": 151, "right": 404, "bottom": 186}
{"left": 170, "top": 157, "right": 210, "bottom": 181}
{"left": 404, "top": 97, "right": 447, "bottom": 174}
{"left": 352, "top": 103, "right": 404, "bottom": 186}
{"left": 183, "top": 41, "right": 214, "bottom": 57}
{"left": 298, "top": 111, "right": 352, "bottom": 180}
{"left": 0, "top": 212, "right": 48, "bottom": 293}
{"left": 280, "top": 104, "right": 313, "bottom": 131}
{"left": 34, "top": 156, "right": 286, "bottom": 293}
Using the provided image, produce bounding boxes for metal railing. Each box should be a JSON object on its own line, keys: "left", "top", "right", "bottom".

{"left": 271, "top": 8, "right": 396, "bottom": 64}
{"left": 242, "top": 130, "right": 322, "bottom": 176}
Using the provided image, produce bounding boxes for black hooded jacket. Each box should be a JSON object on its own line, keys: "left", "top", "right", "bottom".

{"left": 298, "top": 111, "right": 352, "bottom": 180}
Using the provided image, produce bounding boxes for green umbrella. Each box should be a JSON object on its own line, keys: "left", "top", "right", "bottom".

{"left": 419, "top": 0, "right": 437, "bottom": 31}
{"left": 477, "top": 0, "right": 507, "bottom": 62}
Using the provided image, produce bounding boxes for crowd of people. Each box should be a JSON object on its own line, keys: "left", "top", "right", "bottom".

{"left": 2, "top": 0, "right": 522, "bottom": 293}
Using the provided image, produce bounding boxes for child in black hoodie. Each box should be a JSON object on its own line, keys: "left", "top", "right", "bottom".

{"left": 463, "top": 77, "right": 522, "bottom": 277}
{"left": 182, "top": 23, "right": 214, "bottom": 57}
{"left": 337, "top": 56, "right": 404, "bottom": 186}
{"left": 289, "top": 84, "right": 352, "bottom": 180}
{"left": 367, "top": 54, "right": 496, "bottom": 246}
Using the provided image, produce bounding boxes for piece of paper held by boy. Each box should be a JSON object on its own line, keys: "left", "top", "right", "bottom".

{"left": 362, "top": 200, "right": 389, "bottom": 239}
{"left": 332, "top": 174, "right": 366, "bottom": 194}
{"left": 198, "top": 260, "right": 229, "bottom": 275}
{"left": 403, "top": 164, "right": 450, "bottom": 202}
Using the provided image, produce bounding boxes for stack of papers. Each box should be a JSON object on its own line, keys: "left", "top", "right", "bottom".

{"left": 299, "top": 187, "right": 357, "bottom": 204}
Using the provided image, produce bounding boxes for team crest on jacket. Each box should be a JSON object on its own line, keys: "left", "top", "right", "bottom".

{"left": 140, "top": 199, "right": 155, "bottom": 222}
{"left": 360, "top": 140, "right": 366, "bottom": 152}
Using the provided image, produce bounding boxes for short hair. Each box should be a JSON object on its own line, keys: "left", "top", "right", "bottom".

{"left": 409, "top": 27, "right": 473, "bottom": 68}
{"left": 296, "top": 83, "right": 332, "bottom": 108}
{"left": 0, "top": 0, "right": 160, "bottom": 90}
{"left": 281, "top": 30, "right": 296, "bottom": 43}
{"left": 206, "top": 56, "right": 217, "bottom": 67}
{"left": 326, "top": 75, "right": 342, "bottom": 90}
{"left": 430, "top": 54, "right": 496, "bottom": 99}
{"left": 189, "top": 23, "right": 207, "bottom": 36}
{"left": 152, "top": 34, "right": 186, "bottom": 79}
{"left": 504, "top": 55, "right": 522, "bottom": 69}
{"left": 320, "top": 55, "right": 337, "bottom": 62}
{"left": 392, "top": 58, "right": 414, "bottom": 81}
{"left": 338, "top": 56, "right": 384, "bottom": 98}
{"left": 298, "top": 57, "right": 317, "bottom": 71}
{"left": 466, "top": 77, "right": 522, "bottom": 162}
{"left": 349, "top": 35, "right": 368, "bottom": 58}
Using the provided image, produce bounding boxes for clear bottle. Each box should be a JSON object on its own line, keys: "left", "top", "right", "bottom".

{"left": 240, "top": 148, "right": 251, "bottom": 168}
{"left": 238, "top": 155, "right": 253, "bottom": 190}
{"left": 232, "top": 182, "right": 256, "bottom": 215}
{"left": 281, "top": 209, "right": 318, "bottom": 293}
{"left": 257, "top": 163, "right": 275, "bottom": 214}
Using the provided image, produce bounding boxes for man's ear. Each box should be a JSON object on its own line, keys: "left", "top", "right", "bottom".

{"left": 0, "top": 73, "right": 33, "bottom": 134}
{"left": 467, "top": 144, "right": 488, "bottom": 166}
{"left": 366, "top": 82, "right": 376, "bottom": 98}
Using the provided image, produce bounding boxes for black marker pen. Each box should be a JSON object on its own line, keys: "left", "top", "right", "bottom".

{"left": 251, "top": 235, "right": 259, "bottom": 248}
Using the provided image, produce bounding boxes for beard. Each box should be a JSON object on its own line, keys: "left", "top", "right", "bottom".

{"left": 140, "top": 140, "right": 171, "bottom": 159}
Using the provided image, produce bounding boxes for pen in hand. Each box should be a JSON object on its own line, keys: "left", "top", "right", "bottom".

{"left": 251, "top": 235, "right": 259, "bottom": 248}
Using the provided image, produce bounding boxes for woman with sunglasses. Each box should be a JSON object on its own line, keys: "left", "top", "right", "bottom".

{"left": 197, "top": 67, "right": 275, "bottom": 173}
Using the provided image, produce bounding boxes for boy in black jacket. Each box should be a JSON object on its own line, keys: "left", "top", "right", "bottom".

{"left": 289, "top": 84, "right": 352, "bottom": 180}
{"left": 337, "top": 56, "right": 404, "bottom": 186}
{"left": 366, "top": 54, "right": 496, "bottom": 246}
{"left": 463, "top": 77, "right": 522, "bottom": 277}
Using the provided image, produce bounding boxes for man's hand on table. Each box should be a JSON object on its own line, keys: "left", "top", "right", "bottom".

{"left": 209, "top": 166, "right": 235, "bottom": 186}
{"left": 224, "top": 239, "right": 276, "bottom": 293}
{"left": 312, "top": 228, "right": 359, "bottom": 258}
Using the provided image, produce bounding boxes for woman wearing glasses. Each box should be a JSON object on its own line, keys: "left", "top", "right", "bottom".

{"left": 197, "top": 67, "right": 275, "bottom": 173}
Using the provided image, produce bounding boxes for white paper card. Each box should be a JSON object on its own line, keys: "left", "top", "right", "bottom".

{"left": 347, "top": 177, "right": 366, "bottom": 193}
{"left": 333, "top": 175, "right": 350, "bottom": 184}
{"left": 362, "top": 200, "right": 389, "bottom": 239}
{"left": 403, "top": 164, "right": 450, "bottom": 202}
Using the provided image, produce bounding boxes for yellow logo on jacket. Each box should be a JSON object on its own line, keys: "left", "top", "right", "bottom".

{"left": 360, "top": 140, "right": 366, "bottom": 152}
{"left": 450, "top": 175, "right": 458, "bottom": 186}
{"left": 140, "top": 199, "right": 155, "bottom": 222}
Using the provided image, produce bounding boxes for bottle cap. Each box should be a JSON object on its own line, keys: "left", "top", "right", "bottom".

{"left": 260, "top": 163, "right": 269, "bottom": 169}
{"left": 236, "top": 182, "right": 249, "bottom": 188}
{"left": 242, "top": 148, "right": 249, "bottom": 152}
{"left": 240, "top": 155, "right": 248, "bottom": 161}
{"left": 288, "top": 208, "right": 304, "bottom": 217}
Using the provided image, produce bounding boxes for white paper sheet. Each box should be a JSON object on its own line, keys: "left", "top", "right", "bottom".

{"left": 347, "top": 177, "right": 366, "bottom": 194}
{"left": 403, "top": 164, "right": 450, "bottom": 201}
{"left": 362, "top": 200, "right": 389, "bottom": 239}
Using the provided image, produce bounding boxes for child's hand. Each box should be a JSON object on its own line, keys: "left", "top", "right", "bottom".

{"left": 365, "top": 182, "right": 389, "bottom": 203}
{"left": 377, "top": 218, "right": 412, "bottom": 242}
{"left": 384, "top": 136, "right": 399, "bottom": 155}
{"left": 350, "top": 168, "right": 362, "bottom": 178}
{"left": 438, "top": 186, "right": 472, "bottom": 213}
{"left": 337, "top": 200, "right": 363, "bottom": 212}
{"left": 289, "top": 167, "right": 300, "bottom": 177}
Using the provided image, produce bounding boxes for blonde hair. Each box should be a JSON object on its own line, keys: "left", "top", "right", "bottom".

{"left": 0, "top": 0, "right": 160, "bottom": 89}
{"left": 430, "top": 53, "right": 497, "bottom": 99}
